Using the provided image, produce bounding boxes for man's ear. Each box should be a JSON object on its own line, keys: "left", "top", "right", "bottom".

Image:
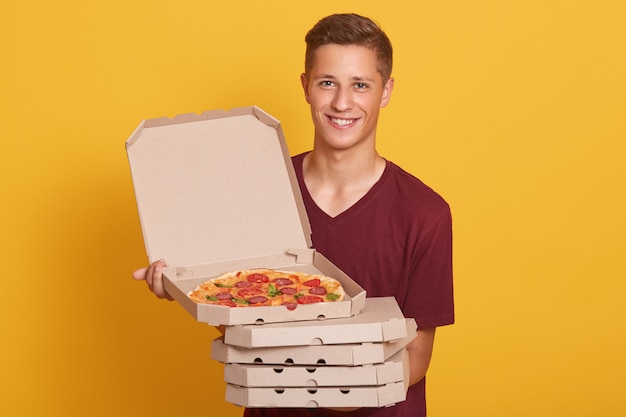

{"left": 380, "top": 77, "right": 395, "bottom": 107}
{"left": 300, "top": 73, "right": 311, "bottom": 103}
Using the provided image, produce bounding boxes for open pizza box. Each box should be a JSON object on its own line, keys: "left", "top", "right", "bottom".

{"left": 126, "top": 106, "right": 366, "bottom": 326}
{"left": 222, "top": 297, "right": 410, "bottom": 349}
{"left": 211, "top": 318, "right": 417, "bottom": 366}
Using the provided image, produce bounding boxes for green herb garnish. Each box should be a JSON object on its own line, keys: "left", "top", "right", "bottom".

{"left": 268, "top": 283, "right": 282, "bottom": 297}
{"left": 326, "top": 293, "right": 340, "bottom": 301}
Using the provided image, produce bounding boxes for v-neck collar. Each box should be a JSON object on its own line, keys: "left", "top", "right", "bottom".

{"left": 294, "top": 152, "right": 391, "bottom": 224}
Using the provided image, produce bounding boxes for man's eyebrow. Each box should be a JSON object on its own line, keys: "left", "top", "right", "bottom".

{"left": 313, "top": 74, "right": 377, "bottom": 83}
{"left": 313, "top": 73, "right": 337, "bottom": 79}
{"left": 351, "top": 76, "right": 377, "bottom": 83}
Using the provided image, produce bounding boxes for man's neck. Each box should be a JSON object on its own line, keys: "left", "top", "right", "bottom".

{"left": 302, "top": 148, "right": 386, "bottom": 217}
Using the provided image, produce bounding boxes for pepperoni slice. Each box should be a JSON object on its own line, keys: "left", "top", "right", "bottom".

{"left": 283, "top": 302, "right": 298, "bottom": 311}
{"left": 296, "top": 295, "right": 324, "bottom": 304}
{"left": 247, "top": 296, "right": 268, "bottom": 305}
{"left": 235, "top": 280, "right": 253, "bottom": 288}
{"left": 215, "top": 292, "right": 234, "bottom": 300}
{"left": 302, "top": 278, "right": 321, "bottom": 287}
{"left": 308, "top": 286, "right": 327, "bottom": 295}
{"left": 237, "top": 286, "right": 265, "bottom": 298}
{"left": 272, "top": 278, "right": 294, "bottom": 286}
{"left": 247, "top": 273, "right": 270, "bottom": 283}
{"left": 280, "top": 287, "right": 297, "bottom": 295}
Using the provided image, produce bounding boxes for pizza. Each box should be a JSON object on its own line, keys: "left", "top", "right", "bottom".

{"left": 188, "top": 268, "right": 345, "bottom": 309}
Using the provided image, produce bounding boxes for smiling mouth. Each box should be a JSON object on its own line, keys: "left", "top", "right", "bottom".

{"left": 329, "top": 117, "right": 356, "bottom": 127}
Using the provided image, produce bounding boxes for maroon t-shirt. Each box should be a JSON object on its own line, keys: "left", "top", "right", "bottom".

{"left": 244, "top": 153, "right": 454, "bottom": 417}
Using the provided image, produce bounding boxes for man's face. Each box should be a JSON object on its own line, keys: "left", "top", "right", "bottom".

{"left": 301, "top": 44, "right": 394, "bottom": 153}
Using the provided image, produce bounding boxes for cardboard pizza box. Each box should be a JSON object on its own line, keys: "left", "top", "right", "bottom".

{"left": 223, "top": 348, "right": 408, "bottom": 388}
{"left": 223, "top": 297, "right": 407, "bottom": 349}
{"left": 211, "top": 318, "right": 417, "bottom": 366}
{"left": 225, "top": 380, "right": 408, "bottom": 408}
{"left": 126, "top": 107, "right": 366, "bottom": 326}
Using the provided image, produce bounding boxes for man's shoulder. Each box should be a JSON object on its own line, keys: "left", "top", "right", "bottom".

{"left": 385, "top": 160, "right": 450, "bottom": 212}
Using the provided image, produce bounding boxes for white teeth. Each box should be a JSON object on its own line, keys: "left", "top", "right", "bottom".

{"left": 331, "top": 118, "right": 354, "bottom": 126}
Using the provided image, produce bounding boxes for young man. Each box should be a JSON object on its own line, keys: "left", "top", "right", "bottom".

{"left": 133, "top": 13, "right": 454, "bottom": 417}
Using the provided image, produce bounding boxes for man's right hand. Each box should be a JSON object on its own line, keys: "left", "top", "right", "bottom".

{"left": 132, "top": 259, "right": 174, "bottom": 300}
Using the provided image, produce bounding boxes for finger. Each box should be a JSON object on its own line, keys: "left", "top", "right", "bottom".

{"left": 132, "top": 266, "right": 149, "bottom": 281}
{"left": 150, "top": 260, "right": 172, "bottom": 299}
{"left": 145, "top": 259, "right": 164, "bottom": 290}
{"left": 151, "top": 261, "right": 166, "bottom": 297}
{"left": 144, "top": 263, "right": 157, "bottom": 289}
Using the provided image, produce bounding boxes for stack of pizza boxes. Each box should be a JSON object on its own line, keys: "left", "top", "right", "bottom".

{"left": 126, "top": 107, "right": 417, "bottom": 408}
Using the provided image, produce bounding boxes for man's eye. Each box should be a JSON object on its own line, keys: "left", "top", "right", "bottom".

{"left": 320, "top": 80, "right": 334, "bottom": 87}
{"left": 355, "top": 82, "right": 368, "bottom": 89}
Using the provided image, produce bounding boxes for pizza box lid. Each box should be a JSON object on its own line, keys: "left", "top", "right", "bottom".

{"left": 211, "top": 318, "right": 417, "bottom": 366}
{"left": 223, "top": 347, "right": 408, "bottom": 388}
{"left": 225, "top": 380, "right": 408, "bottom": 408}
{"left": 126, "top": 107, "right": 366, "bottom": 325}
{"left": 223, "top": 297, "right": 407, "bottom": 349}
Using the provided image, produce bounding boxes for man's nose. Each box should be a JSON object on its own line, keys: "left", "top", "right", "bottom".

{"left": 331, "top": 87, "right": 353, "bottom": 111}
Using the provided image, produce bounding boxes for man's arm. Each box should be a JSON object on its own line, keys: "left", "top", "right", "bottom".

{"left": 325, "top": 326, "right": 436, "bottom": 413}
{"left": 407, "top": 327, "right": 436, "bottom": 386}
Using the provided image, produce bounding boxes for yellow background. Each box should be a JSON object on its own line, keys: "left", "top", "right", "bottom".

{"left": 2, "top": 1, "right": 625, "bottom": 416}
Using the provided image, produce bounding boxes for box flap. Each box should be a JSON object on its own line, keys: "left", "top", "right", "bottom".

{"left": 126, "top": 106, "right": 312, "bottom": 267}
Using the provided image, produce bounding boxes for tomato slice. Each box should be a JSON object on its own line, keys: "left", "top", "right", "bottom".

{"left": 296, "top": 295, "right": 324, "bottom": 304}
{"left": 302, "top": 278, "right": 321, "bottom": 287}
